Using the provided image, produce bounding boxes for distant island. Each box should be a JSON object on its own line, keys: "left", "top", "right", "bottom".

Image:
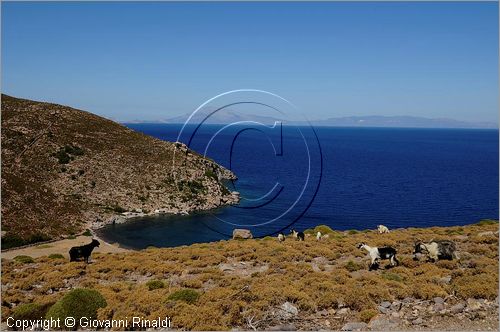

{"left": 125, "top": 112, "right": 497, "bottom": 129}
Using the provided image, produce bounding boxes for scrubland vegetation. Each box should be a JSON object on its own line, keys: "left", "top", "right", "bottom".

{"left": 1, "top": 221, "right": 498, "bottom": 330}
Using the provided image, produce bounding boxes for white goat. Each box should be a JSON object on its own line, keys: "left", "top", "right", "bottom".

{"left": 316, "top": 231, "right": 322, "bottom": 241}
{"left": 378, "top": 225, "right": 390, "bottom": 234}
{"left": 277, "top": 233, "right": 286, "bottom": 242}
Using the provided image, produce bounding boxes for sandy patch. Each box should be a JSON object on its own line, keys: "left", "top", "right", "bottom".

{"left": 1, "top": 235, "right": 128, "bottom": 260}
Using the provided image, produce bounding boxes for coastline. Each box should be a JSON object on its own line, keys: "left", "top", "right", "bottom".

{"left": 1, "top": 189, "right": 240, "bottom": 255}
{"left": 3, "top": 220, "right": 497, "bottom": 260}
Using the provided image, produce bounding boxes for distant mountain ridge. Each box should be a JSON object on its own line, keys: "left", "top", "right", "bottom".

{"left": 126, "top": 113, "right": 497, "bottom": 129}
{"left": 308, "top": 115, "right": 497, "bottom": 129}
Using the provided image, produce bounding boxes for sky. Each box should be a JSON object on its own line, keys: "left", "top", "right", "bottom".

{"left": 2, "top": 2, "right": 498, "bottom": 123}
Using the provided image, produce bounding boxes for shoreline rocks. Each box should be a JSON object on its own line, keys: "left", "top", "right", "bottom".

{"left": 90, "top": 191, "right": 241, "bottom": 230}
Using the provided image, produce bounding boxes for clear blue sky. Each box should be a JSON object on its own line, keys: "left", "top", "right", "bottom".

{"left": 2, "top": 2, "right": 498, "bottom": 122}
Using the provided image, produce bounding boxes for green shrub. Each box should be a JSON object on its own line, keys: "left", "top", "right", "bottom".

{"left": 188, "top": 180, "right": 204, "bottom": 193}
{"left": 14, "top": 255, "right": 34, "bottom": 264}
{"left": 445, "top": 228, "right": 464, "bottom": 235}
{"left": 345, "top": 260, "right": 362, "bottom": 272}
{"left": 13, "top": 303, "right": 53, "bottom": 320}
{"left": 64, "top": 145, "right": 84, "bottom": 156}
{"left": 113, "top": 205, "right": 127, "bottom": 213}
{"left": 313, "top": 225, "right": 335, "bottom": 234}
{"left": 54, "top": 150, "right": 70, "bottom": 164}
{"left": 2, "top": 234, "right": 51, "bottom": 250}
{"left": 359, "top": 309, "right": 378, "bottom": 323}
{"left": 146, "top": 280, "right": 165, "bottom": 291}
{"left": 205, "top": 170, "right": 218, "bottom": 180}
{"left": 220, "top": 185, "right": 230, "bottom": 195}
{"left": 303, "top": 229, "right": 315, "bottom": 235}
{"left": 167, "top": 289, "right": 200, "bottom": 304}
{"left": 382, "top": 272, "right": 403, "bottom": 282}
{"left": 48, "top": 254, "right": 65, "bottom": 260}
{"left": 82, "top": 229, "right": 92, "bottom": 236}
{"left": 2, "top": 234, "right": 25, "bottom": 249}
{"left": 46, "top": 288, "right": 107, "bottom": 324}
{"left": 476, "top": 219, "right": 498, "bottom": 226}
{"left": 52, "top": 145, "right": 84, "bottom": 165}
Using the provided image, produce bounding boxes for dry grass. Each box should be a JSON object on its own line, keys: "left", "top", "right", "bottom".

{"left": 1, "top": 221, "right": 498, "bottom": 330}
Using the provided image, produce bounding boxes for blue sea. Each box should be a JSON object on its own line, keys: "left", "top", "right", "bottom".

{"left": 98, "top": 124, "right": 499, "bottom": 249}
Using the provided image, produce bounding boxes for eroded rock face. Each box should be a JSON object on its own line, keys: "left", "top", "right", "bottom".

{"left": 232, "top": 229, "right": 253, "bottom": 239}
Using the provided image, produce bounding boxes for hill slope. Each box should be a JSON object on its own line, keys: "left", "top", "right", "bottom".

{"left": 1, "top": 95, "right": 238, "bottom": 248}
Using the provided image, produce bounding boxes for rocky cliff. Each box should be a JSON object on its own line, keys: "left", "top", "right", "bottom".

{"left": 1, "top": 95, "right": 239, "bottom": 248}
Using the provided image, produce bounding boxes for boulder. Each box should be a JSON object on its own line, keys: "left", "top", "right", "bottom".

{"left": 267, "top": 324, "right": 297, "bottom": 331}
{"left": 338, "top": 308, "right": 350, "bottom": 315}
{"left": 368, "top": 317, "right": 399, "bottom": 330}
{"left": 378, "top": 306, "right": 389, "bottom": 314}
{"left": 450, "top": 303, "right": 465, "bottom": 314}
{"left": 232, "top": 229, "right": 253, "bottom": 239}
{"left": 433, "top": 297, "right": 445, "bottom": 304}
{"left": 280, "top": 302, "right": 298, "bottom": 316}
{"left": 390, "top": 301, "right": 402, "bottom": 311}
{"left": 341, "top": 322, "right": 367, "bottom": 331}
{"left": 432, "top": 303, "right": 445, "bottom": 313}
{"left": 412, "top": 318, "right": 423, "bottom": 325}
{"left": 107, "top": 215, "right": 126, "bottom": 224}
{"left": 466, "top": 298, "right": 482, "bottom": 311}
{"left": 380, "top": 301, "right": 392, "bottom": 308}
{"left": 316, "top": 309, "right": 329, "bottom": 316}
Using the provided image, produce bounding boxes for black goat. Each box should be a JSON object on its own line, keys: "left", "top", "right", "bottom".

{"left": 69, "top": 239, "right": 100, "bottom": 263}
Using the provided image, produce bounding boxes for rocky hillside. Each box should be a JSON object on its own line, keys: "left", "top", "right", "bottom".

{"left": 1, "top": 95, "right": 238, "bottom": 248}
{"left": 1, "top": 221, "right": 498, "bottom": 331}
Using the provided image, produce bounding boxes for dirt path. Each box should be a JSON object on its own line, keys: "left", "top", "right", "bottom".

{"left": 1, "top": 235, "right": 128, "bottom": 260}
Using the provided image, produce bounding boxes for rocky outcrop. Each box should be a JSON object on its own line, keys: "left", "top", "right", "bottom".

{"left": 232, "top": 229, "right": 253, "bottom": 239}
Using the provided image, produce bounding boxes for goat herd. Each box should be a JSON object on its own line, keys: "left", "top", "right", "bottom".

{"left": 70, "top": 225, "right": 458, "bottom": 270}
{"left": 280, "top": 225, "right": 459, "bottom": 271}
